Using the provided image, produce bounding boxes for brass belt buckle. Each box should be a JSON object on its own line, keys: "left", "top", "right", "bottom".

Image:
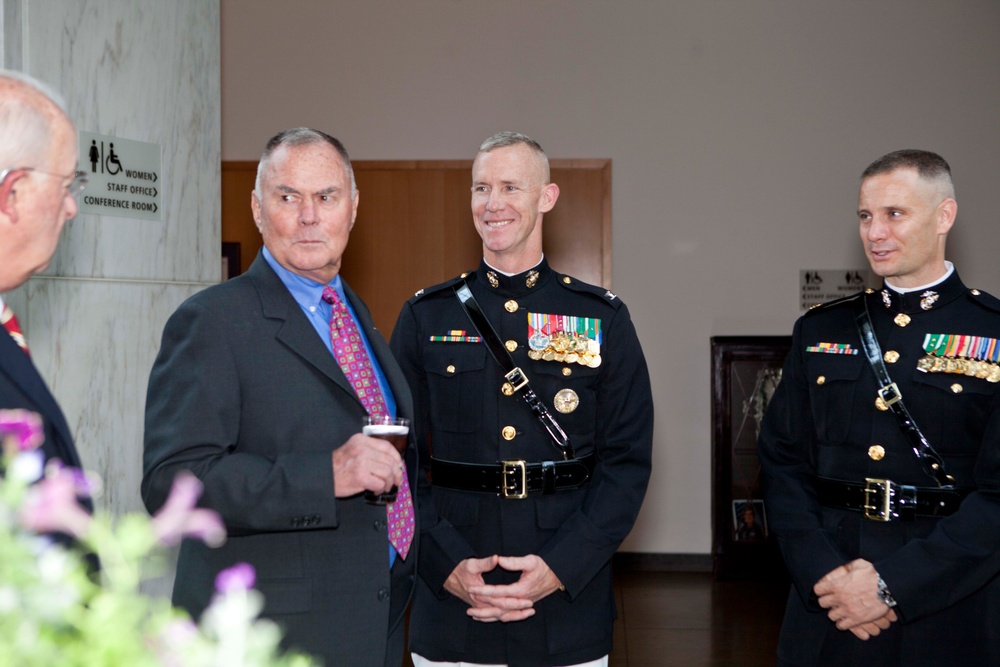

{"left": 504, "top": 367, "right": 529, "bottom": 392}
{"left": 501, "top": 460, "right": 528, "bottom": 499}
{"left": 863, "top": 477, "right": 895, "bottom": 521}
{"left": 878, "top": 382, "right": 902, "bottom": 407}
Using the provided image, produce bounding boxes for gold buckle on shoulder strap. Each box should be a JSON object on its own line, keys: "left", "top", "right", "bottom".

{"left": 878, "top": 382, "right": 902, "bottom": 407}
{"left": 504, "top": 367, "right": 529, "bottom": 392}
{"left": 501, "top": 460, "right": 528, "bottom": 499}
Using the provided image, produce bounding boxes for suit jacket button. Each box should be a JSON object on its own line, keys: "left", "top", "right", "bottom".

{"left": 378, "top": 588, "right": 390, "bottom": 601}
{"left": 291, "top": 517, "right": 302, "bottom": 528}
{"left": 374, "top": 519, "right": 386, "bottom": 531}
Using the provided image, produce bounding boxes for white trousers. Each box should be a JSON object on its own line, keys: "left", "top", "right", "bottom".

{"left": 411, "top": 654, "right": 609, "bottom": 667}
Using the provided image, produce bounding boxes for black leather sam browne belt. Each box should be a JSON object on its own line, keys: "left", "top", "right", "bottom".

{"left": 454, "top": 281, "right": 574, "bottom": 460}
{"left": 431, "top": 454, "right": 595, "bottom": 499}
{"left": 815, "top": 477, "right": 967, "bottom": 522}
{"left": 437, "top": 281, "right": 593, "bottom": 498}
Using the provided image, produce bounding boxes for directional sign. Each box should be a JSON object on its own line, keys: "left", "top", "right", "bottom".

{"left": 800, "top": 269, "right": 873, "bottom": 311}
{"left": 79, "top": 132, "right": 162, "bottom": 220}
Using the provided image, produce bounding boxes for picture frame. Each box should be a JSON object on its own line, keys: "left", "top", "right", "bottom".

{"left": 221, "top": 242, "right": 241, "bottom": 281}
{"left": 711, "top": 336, "right": 791, "bottom": 580}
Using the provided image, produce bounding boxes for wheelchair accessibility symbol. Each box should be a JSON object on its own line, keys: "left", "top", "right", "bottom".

{"left": 89, "top": 139, "right": 124, "bottom": 175}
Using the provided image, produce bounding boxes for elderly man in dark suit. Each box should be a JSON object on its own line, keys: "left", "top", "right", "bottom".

{"left": 142, "top": 128, "right": 416, "bottom": 666}
{"left": 0, "top": 70, "right": 88, "bottom": 474}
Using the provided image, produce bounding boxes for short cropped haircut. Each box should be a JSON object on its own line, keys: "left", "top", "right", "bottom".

{"left": 477, "top": 131, "right": 550, "bottom": 182}
{"left": 255, "top": 127, "right": 356, "bottom": 196}
{"left": 862, "top": 149, "right": 954, "bottom": 197}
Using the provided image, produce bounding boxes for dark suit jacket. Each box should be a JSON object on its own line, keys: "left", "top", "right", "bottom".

{"left": 1, "top": 325, "right": 85, "bottom": 471}
{"left": 142, "top": 254, "right": 417, "bottom": 667}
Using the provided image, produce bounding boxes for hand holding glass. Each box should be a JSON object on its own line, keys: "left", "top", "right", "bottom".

{"left": 363, "top": 416, "right": 409, "bottom": 505}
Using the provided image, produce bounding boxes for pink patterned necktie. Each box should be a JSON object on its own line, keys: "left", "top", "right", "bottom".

{"left": 1, "top": 304, "right": 30, "bottom": 356}
{"left": 322, "top": 286, "right": 414, "bottom": 559}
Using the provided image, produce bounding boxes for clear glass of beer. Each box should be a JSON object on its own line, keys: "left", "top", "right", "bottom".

{"left": 363, "top": 415, "right": 409, "bottom": 505}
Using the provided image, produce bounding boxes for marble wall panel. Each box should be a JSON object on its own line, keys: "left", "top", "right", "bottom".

{"left": 24, "top": 0, "right": 220, "bottom": 284}
{"left": 21, "top": 278, "right": 207, "bottom": 517}
{"left": 1, "top": 0, "right": 221, "bottom": 531}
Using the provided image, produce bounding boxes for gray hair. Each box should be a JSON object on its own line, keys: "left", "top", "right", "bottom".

{"left": 862, "top": 149, "right": 955, "bottom": 199}
{"left": 0, "top": 69, "right": 70, "bottom": 170}
{"left": 255, "top": 127, "right": 356, "bottom": 197}
{"left": 477, "top": 131, "right": 550, "bottom": 183}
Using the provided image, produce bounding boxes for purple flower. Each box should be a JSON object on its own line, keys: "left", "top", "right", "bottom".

{"left": 215, "top": 562, "right": 256, "bottom": 593}
{"left": 19, "top": 463, "right": 92, "bottom": 538}
{"left": 0, "top": 409, "right": 43, "bottom": 453}
{"left": 151, "top": 471, "right": 226, "bottom": 548}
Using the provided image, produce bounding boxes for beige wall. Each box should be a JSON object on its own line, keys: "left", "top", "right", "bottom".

{"left": 221, "top": 0, "right": 1000, "bottom": 555}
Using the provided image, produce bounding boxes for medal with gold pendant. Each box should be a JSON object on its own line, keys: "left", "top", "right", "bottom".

{"left": 527, "top": 312, "right": 604, "bottom": 367}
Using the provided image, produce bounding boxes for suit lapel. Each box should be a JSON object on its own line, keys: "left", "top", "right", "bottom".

{"left": 246, "top": 255, "right": 362, "bottom": 406}
{"left": 0, "top": 330, "right": 79, "bottom": 467}
{"left": 245, "top": 254, "right": 413, "bottom": 419}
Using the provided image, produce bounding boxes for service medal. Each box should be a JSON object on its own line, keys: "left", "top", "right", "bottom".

{"left": 529, "top": 332, "right": 551, "bottom": 351}
{"left": 553, "top": 389, "right": 580, "bottom": 414}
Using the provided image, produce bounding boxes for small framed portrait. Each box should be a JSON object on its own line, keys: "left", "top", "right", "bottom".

{"left": 732, "top": 499, "right": 767, "bottom": 542}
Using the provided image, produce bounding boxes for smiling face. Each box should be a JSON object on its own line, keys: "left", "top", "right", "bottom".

{"left": 471, "top": 143, "right": 559, "bottom": 273}
{"left": 251, "top": 141, "right": 359, "bottom": 284}
{"left": 858, "top": 167, "right": 956, "bottom": 289}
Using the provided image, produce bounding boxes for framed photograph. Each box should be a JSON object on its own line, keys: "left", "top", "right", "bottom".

{"left": 732, "top": 498, "right": 767, "bottom": 542}
{"left": 221, "top": 242, "right": 242, "bottom": 281}
{"left": 711, "top": 336, "right": 791, "bottom": 580}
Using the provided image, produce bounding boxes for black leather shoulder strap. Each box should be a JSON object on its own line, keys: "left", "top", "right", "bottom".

{"left": 854, "top": 296, "right": 955, "bottom": 488}
{"left": 455, "top": 281, "right": 574, "bottom": 459}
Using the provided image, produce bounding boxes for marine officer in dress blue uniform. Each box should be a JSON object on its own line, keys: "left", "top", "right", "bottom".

{"left": 759, "top": 149, "right": 1000, "bottom": 665}
{"left": 391, "top": 132, "right": 653, "bottom": 667}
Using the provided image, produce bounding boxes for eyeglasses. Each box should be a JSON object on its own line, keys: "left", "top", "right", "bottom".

{"left": 0, "top": 166, "right": 88, "bottom": 199}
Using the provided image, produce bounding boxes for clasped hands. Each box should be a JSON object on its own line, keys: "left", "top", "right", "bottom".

{"left": 444, "top": 554, "right": 564, "bottom": 623}
{"left": 814, "top": 558, "right": 898, "bottom": 640}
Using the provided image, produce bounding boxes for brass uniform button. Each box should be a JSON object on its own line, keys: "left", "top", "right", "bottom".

{"left": 562, "top": 276, "right": 571, "bottom": 284}
{"left": 446, "top": 365, "right": 456, "bottom": 374}
{"left": 816, "top": 375, "right": 826, "bottom": 385}
{"left": 562, "top": 367, "right": 573, "bottom": 377}
{"left": 504, "top": 300, "right": 518, "bottom": 313}
{"left": 865, "top": 288, "right": 875, "bottom": 294}
{"left": 972, "top": 289, "right": 982, "bottom": 296}
{"left": 875, "top": 396, "right": 889, "bottom": 411}
{"left": 505, "top": 339, "right": 518, "bottom": 352}
{"left": 502, "top": 426, "right": 516, "bottom": 440}
{"left": 894, "top": 313, "right": 911, "bottom": 327}
{"left": 501, "top": 382, "right": 514, "bottom": 396}
{"left": 884, "top": 350, "right": 900, "bottom": 364}
{"left": 460, "top": 272, "right": 469, "bottom": 279}
{"left": 868, "top": 445, "right": 886, "bottom": 461}
{"left": 951, "top": 383, "right": 963, "bottom": 394}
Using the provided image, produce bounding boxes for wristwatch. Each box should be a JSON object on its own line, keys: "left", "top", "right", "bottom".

{"left": 876, "top": 574, "right": 897, "bottom": 608}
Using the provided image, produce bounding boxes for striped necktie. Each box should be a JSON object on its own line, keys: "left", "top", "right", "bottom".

{"left": 1, "top": 304, "right": 30, "bottom": 356}
{"left": 322, "top": 286, "right": 414, "bottom": 559}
